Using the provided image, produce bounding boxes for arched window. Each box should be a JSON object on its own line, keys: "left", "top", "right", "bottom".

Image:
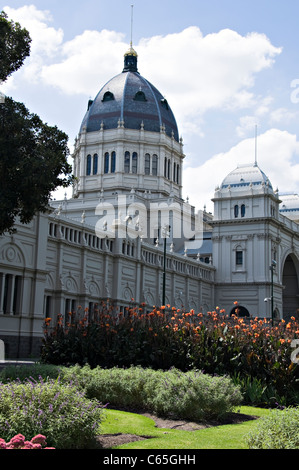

{"left": 241, "top": 204, "right": 245, "bottom": 217}
{"left": 93, "top": 154, "right": 98, "bottom": 175}
{"left": 134, "top": 90, "right": 147, "bottom": 102}
{"left": 167, "top": 159, "right": 171, "bottom": 179}
{"left": 132, "top": 152, "right": 138, "bottom": 174}
{"left": 111, "top": 151, "right": 116, "bottom": 173}
{"left": 145, "top": 154, "right": 150, "bottom": 175}
{"left": 102, "top": 91, "right": 115, "bottom": 102}
{"left": 164, "top": 157, "right": 167, "bottom": 177}
{"left": 173, "top": 162, "right": 176, "bottom": 181}
{"left": 124, "top": 151, "right": 130, "bottom": 173}
{"left": 152, "top": 154, "right": 158, "bottom": 176}
{"left": 234, "top": 205, "right": 239, "bottom": 218}
{"left": 86, "top": 155, "right": 91, "bottom": 175}
{"left": 104, "top": 153, "right": 109, "bottom": 174}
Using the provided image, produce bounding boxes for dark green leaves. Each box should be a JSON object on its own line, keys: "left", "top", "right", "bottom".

{"left": 0, "top": 97, "right": 73, "bottom": 234}
{"left": 0, "top": 11, "right": 31, "bottom": 82}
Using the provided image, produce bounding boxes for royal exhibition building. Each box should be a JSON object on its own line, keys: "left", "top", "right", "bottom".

{"left": 0, "top": 44, "right": 299, "bottom": 358}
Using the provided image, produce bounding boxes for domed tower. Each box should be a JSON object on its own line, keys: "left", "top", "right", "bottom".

{"left": 211, "top": 162, "right": 282, "bottom": 318}
{"left": 71, "top": 45, "right": 184, "bottom": 206}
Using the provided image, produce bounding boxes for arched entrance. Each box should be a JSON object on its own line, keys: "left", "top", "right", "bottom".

{"left": 230, "top": 305, "right": 250, "bottom": 317}
{"left": 282, "top": 254, "right": 299, "bottom": 321}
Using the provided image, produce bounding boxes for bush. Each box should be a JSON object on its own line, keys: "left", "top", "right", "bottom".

{"left": 246, "top": 407, "right": 299, "bottom": 449}
{"left": 147, "top": 369, "right": 242, "bottom": 421}
{"left": 0, "top": 363, "right": 62, "bottom": 384}
{"left": 85, "top": 366, "right": 243, "bottom": 421}
{"left": 0, "top": 378, "right": 105, "bottom": 449}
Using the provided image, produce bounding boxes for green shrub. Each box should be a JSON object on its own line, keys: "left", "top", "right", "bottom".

{"left": 85, "top": 366, "right": 242, "bottom": 421}
{"left": 246, "top": 407, "right": 299, "bottom": 449}
{"left": 85, "top": 366, "right": 160, "bottom": 409}
{"left": 145, "top": 369, "right": 242, "bottom": 420}
{"left": 0, "top": 378, "right": 105, "bottom": 449}
{"left": 0, "top": 363, "right": 62, "bottom": 384}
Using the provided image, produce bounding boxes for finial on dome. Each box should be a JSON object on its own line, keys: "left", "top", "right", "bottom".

{"left": 123, "top": 4, "right": 138, "bottom": 73}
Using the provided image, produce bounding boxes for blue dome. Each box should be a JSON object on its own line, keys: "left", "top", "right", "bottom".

{"left": 220, "top": 164, "right": 273, "bottom": 190}
{"left": 80, "top": 50, "right": 179, "bottom": 141}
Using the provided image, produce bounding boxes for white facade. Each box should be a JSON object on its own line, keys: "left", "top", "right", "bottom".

{"left": 212, "top": 164, "right": 299, "bottom": 319}
{"left": 0, "top": 49, "right": 298, "bottom": 358}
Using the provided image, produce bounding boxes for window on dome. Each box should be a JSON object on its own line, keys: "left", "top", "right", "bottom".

{"left": 111, "top": 151, "right": 116, "bottom": 173}
{"left": 161, "top": 98, "right": 169, "bottom": 110}
{"left": 102, "top": 91, "right": 115, "bottom": 102}
{"left": 152, "top": 155, "right": 158, "bottom": 176}
{"left": 132, "top": 152, "right": 138, "bottom": 174}
{"left": 93, "top": 154, "right": 98, "bottom": 175}
{"left": 86, "top": 155, "right": 91, "bottom": 175}
{"left": 104, "top": 153, "right": 109, "bottom": 174}
{"left": 124, "top": 151, "right": 130, "bottom": 173}
{"left": 145, "top": 154, "right": 150, "bottom": 175}
{"left": 134, "top": 90, "right": 147, "bottom": 102}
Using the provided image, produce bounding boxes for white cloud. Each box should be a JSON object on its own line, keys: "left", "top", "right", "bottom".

{"left": 2, "top": 5, "right": 64, "bottom": 88}
{"left": 140, "top": 28, "right": 281, "bottom": 131}
{"left": 269, "top": 107, "right": 298, "bottom": 124}
{"left": 39, "top": 24, "right": 282, "bottom": 140}
{"left": 183, "top": 129, "right": 299, "bottom": 213}
{"left": 4, "top": 5, "right": 63, "bottom": 56}
{"left": 3, "top": 7, "right": 281, "bottom": 127}
{"left": 41, "top": 29, "right": 126, "bottom": 95}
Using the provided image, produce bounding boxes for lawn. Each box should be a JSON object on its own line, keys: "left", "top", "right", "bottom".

{"left": 100, "top": 406, "right": 271, "bottom": 449}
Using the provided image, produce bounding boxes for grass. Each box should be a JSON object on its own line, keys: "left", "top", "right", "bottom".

{"left": 100, "top": 406, "right": 271, "bottom": 449}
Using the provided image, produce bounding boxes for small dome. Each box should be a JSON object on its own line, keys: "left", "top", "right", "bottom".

{"left": 220, "top": 163, "right": 272, "bottom": 190}
{"left": 280, "top": 193, "right": 299, "bottom": 212}
{"left": 79, "top": 48, "right": 179, "bottom": 141}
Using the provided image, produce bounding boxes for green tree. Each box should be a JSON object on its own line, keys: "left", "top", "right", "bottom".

{"left": 0, "top": 11, "right": 31, "bottom": 82}
{"left": 0, "top": 97, "right": 73, "bottom": 234}
{"left": 0, "top": 11, "right": 74, "bottom": 235}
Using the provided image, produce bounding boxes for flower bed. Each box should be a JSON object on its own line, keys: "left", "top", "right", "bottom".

{"left": 41, "top": 302, "right": 299, "bottom": 405}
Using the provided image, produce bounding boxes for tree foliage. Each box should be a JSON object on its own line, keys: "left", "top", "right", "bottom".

{"left": 0, "top": 11, "right": 74, "bottom": 235}
{"left": 0, "top": 11, "right": 31, "bottom": 82}
{"left": 0, "top": 97, "right": 73, "bottom": 234}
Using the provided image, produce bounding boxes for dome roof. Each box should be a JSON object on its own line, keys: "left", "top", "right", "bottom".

{"left": 280, "top": 193, "right": 299, "bottom": 212}
{"left": 80, "top": 49, "right": 179, "bottom": 141}
{"left": 220, "top": 163, "right": 273, "bottom": 190}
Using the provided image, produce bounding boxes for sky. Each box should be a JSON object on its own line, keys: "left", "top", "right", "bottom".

{"left": 1, "top": 0, "right": 299, "bottom": 212}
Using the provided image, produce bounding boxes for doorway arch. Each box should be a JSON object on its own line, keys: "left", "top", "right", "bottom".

{"left": 282, "top": 254, "right": 299, "bottom": 320}
{"left": 230, "top": 305, "right": 250, "bottom": 317}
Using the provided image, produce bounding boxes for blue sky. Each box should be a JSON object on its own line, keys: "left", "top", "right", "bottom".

{"left": 2, "top": 0, "right": 299, "bottom": 210}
